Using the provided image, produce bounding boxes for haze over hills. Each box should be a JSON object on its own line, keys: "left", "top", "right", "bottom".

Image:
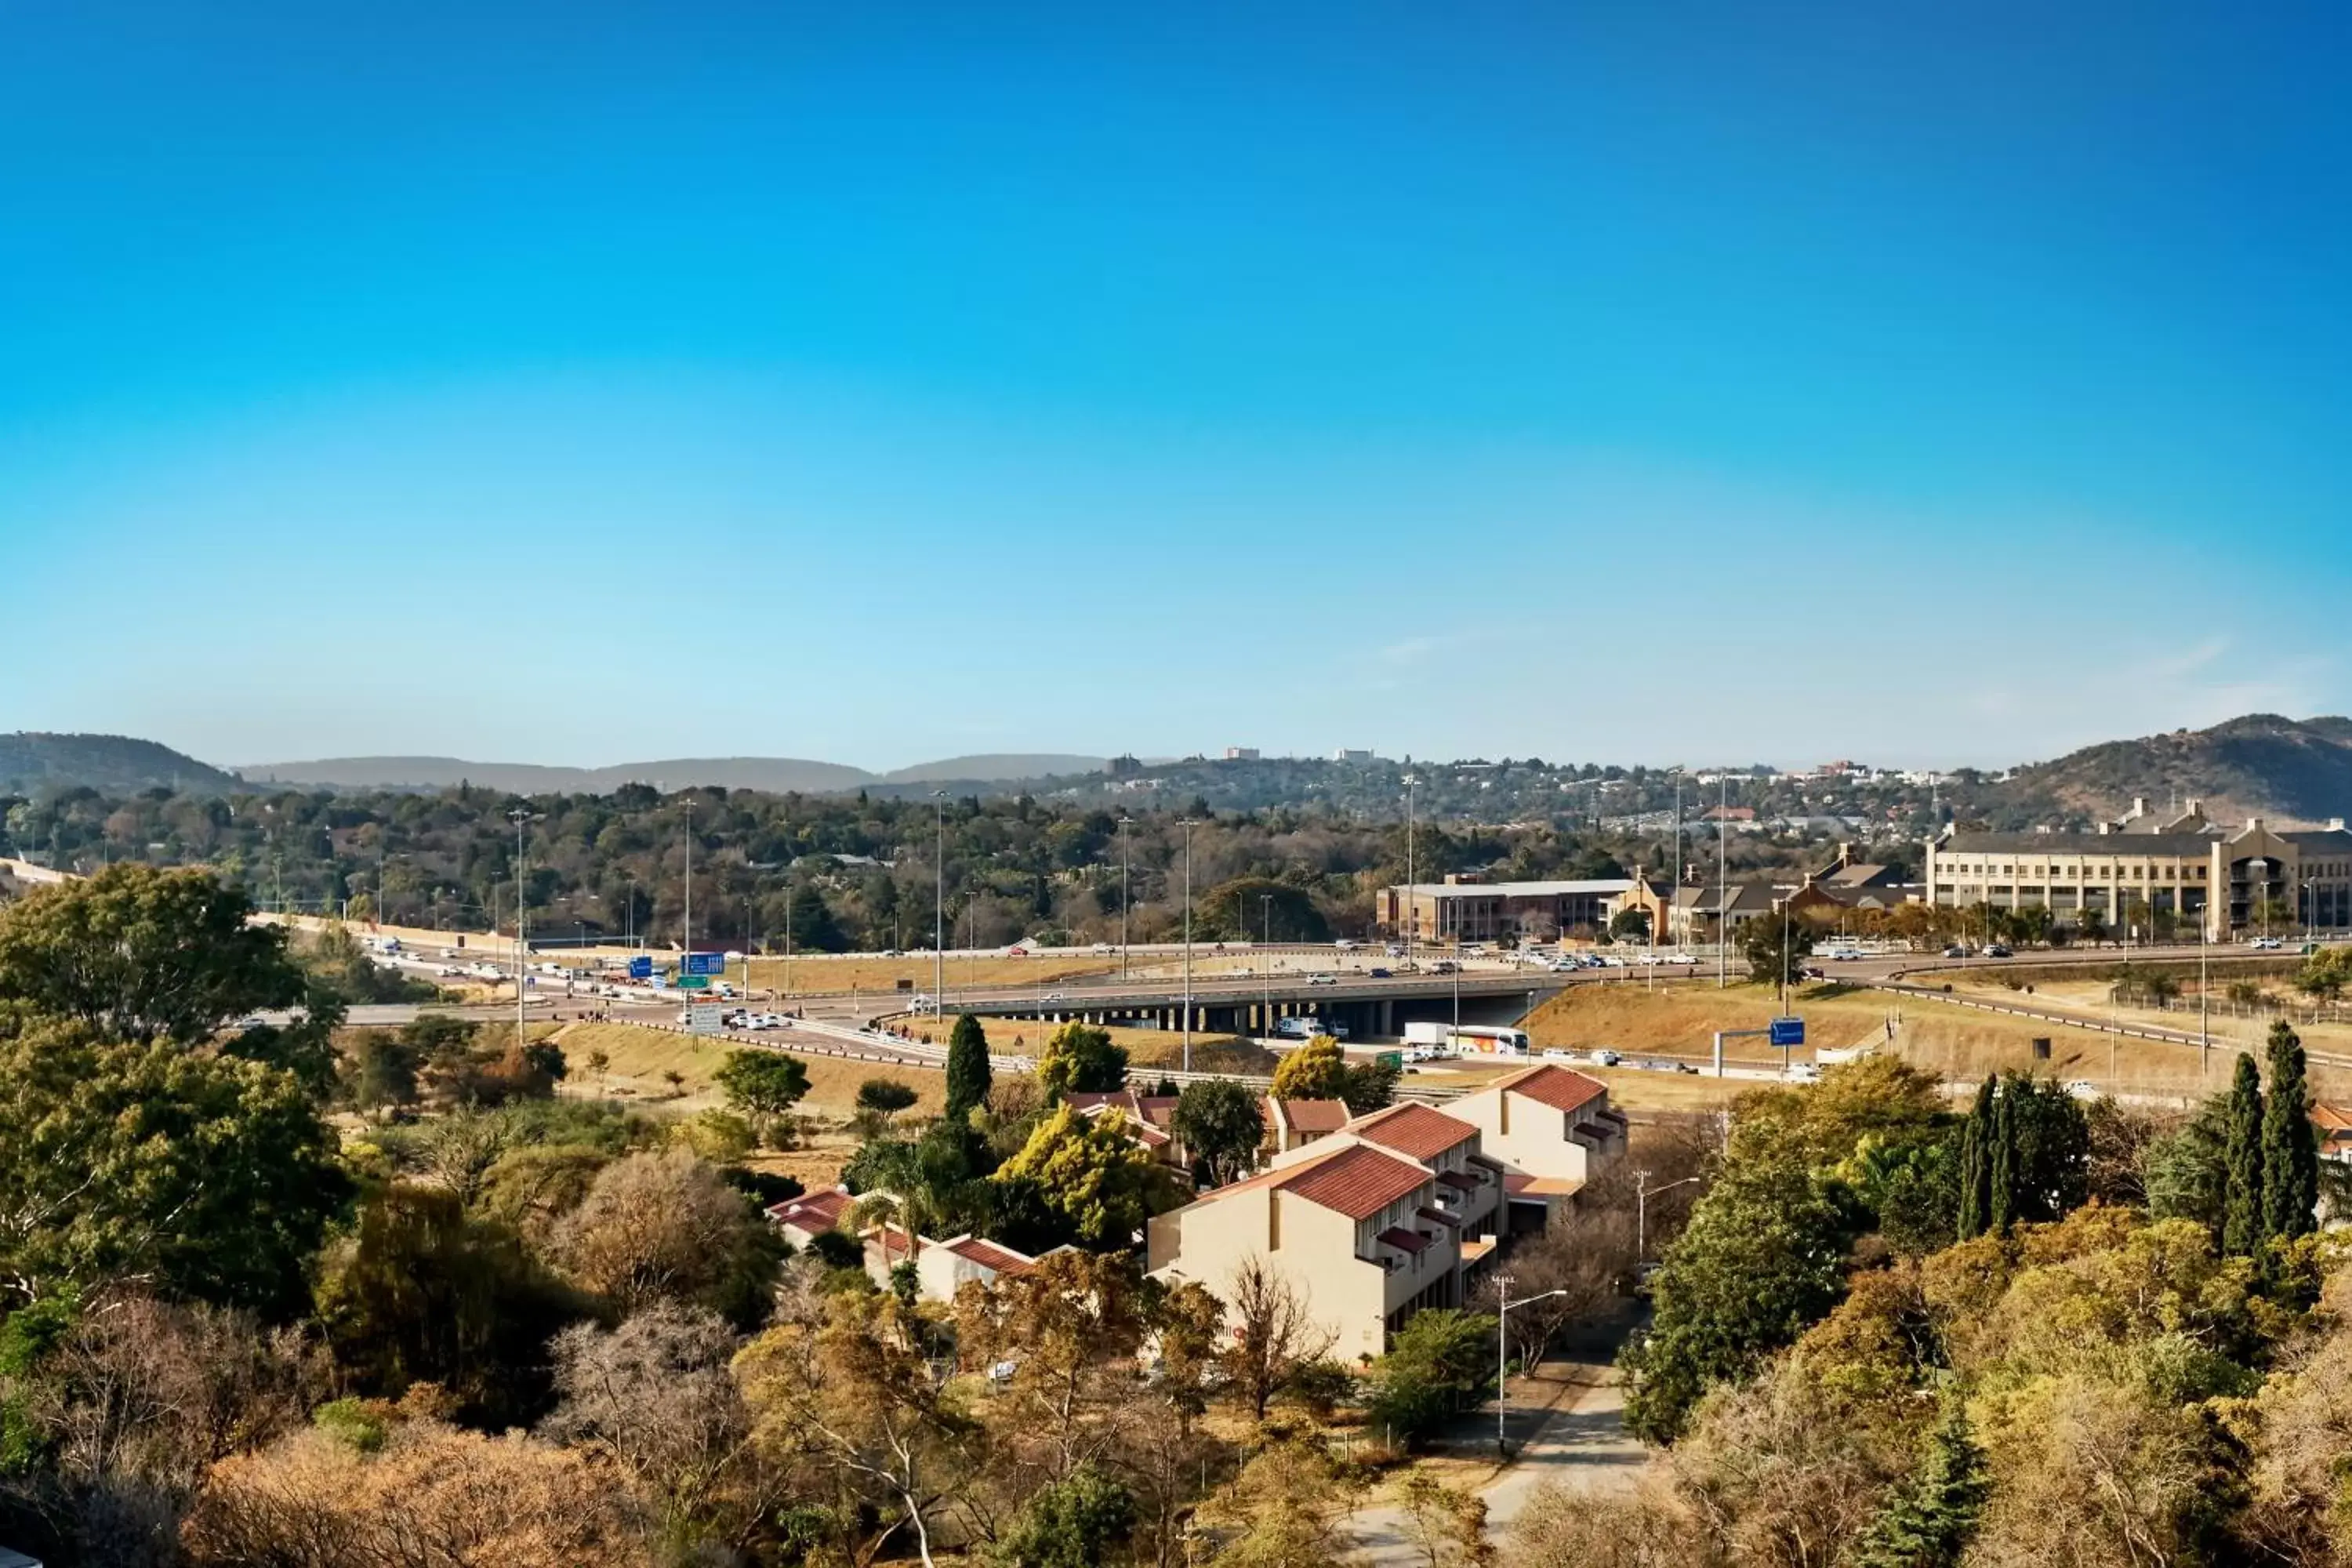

{"left": 0, "top": 733, "right": 243, "bottom": 796}
{"left": 234, "top": 753, "right": 1110, "bottom": 793}
{"left": 2004, "top": 713, "right": 2352, "bottom": 826}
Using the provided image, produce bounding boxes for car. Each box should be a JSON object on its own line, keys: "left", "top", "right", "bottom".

{"left": 1040, "top": 991, "right": 1067, "bottom": 1004}
{"left": 1943, "top": 945, "right": 1967, "bottom": 958}
{"left": 1599, "top": 955, "right": 1628, "bottom": 968}
{"left": 1385, "top": 944, "right": 1406, "bottom": 958}
{"left": 750, "top": 1011, "right": 785, "bottom": 1029}
{"left": 2064, "top": 1080, "right": 2100, "bottom": 1100}
{"left": 1307, "top": 974, "right": 1338, "bottom": 986}
{"left": 1431, "top": 960, "right": 1461, "bottom": 975}
{"left": 436, "top": 964, "right": 465, "bottom": 977}
{"left": 1984, "top": 944, "right": 2013, "bottom": 959}
{"left": 2250, "top": 936, "right": 2285, "bottom": 950}
{"left": 1665, "top": 952, "right": 1698, "bottom": 965}
{"left": 1092, "top": 942, "right": 1115, "bottom": 954}
{"left": 1788, "top": 1063, "right": 1822, "bottom": 1083}
{"left": 1334, "top": 938, "right": 1359, "bottom": 951}
{"left": 1548, "top": 959, "right": 1578, "bottom": 972}
{"left": 1540, "top": 1047, "right": 1575, "bottom": 1062}
{"left": 1675, "top": 1061, "right": 1700, "bottom": 1074}
{"left": 1801, "top": 965, "right": 1827, "bottom": 979}
{"left": 1368, "top": 966, "right": 1392, "bottom": 978}
{"left": 1592, "top": 1048, "right": 1621, "bottom": 1066}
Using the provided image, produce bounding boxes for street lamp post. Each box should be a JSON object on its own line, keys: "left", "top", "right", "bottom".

{"left": 1118, "top": 815, "right": 1134, "bottom": 979}
{"left": 1403, "top": 776, "right": 1418, "bottom": 967}
{"left": 1634, "top": 1169, "right": 1704, "bottom": 1261}
{"left": 1261, "top": 893, "right": 1273, "bottom": 1036}
{"left": 934, "top": 792, "right": 946, "bottom": 1016}
{"left": 1496, "top": 1276, "right": 1568, "bottom": 1457}
{"left": 507, "top": 808, "right": 541, "bottom": 1050}
{"left": 1180, "top": 818, "right": 1198, "bottom": 1073}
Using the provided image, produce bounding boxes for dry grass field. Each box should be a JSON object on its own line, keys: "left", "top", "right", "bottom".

{"left": 549, "top": 1020, "right": 947, "bottom": 1118}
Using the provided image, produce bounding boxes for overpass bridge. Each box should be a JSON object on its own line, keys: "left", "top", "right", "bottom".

{"left": 939, "top": 969, "right": 1588, "bottom": 1039}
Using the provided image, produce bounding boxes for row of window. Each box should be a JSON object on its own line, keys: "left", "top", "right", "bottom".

{"left": 1942, "top": 862, "right": 2207, "bottom": 880}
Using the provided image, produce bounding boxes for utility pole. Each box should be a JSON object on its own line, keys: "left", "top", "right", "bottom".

{"left": 1496, "top": 1277, "right": 1567, "bottom": 1458}
{"left": 933, "top": 792, "right": 947, "bottom": 1015}
{"left": 1181, "top": 817, "right": 1197, "bottom": 1073}
{"left": 1403, "top": 775, "right": 1418, "bottom": 967}
{"left": 1118, "top": 815, "right": 1134, "bottom": 979}
{"left": 1716, "top": 774, "right": 1729, "bottom": 989}
{"left": 508, "top": 807, "right": 537, "bottom": 1048}
{"left": 1261, "top": 893, "right": 1273, "bottom": 1038}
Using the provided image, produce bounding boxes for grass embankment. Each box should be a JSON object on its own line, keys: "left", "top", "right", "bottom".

{"left": 548, "top": 1020, "right": 946, "bottom": 1120}
{"left": 1519, "top": 978, "right": 2343, "bottom": 1102}
{"left": 1938, "top": 971, "right": 2352, "bottom": 1059}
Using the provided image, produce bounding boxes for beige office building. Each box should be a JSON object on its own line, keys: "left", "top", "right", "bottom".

{"left": 1924, "top": 798, "right": 2352, "bottom": 940}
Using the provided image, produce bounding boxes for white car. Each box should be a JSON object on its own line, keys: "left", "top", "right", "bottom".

{"left": 2250, "top": 936, "right": 2285, "bottom": 950}
{"left": 1665, "top": 952, "right": 1699, "bottom": 966}
{"left": 2065, "top": 1080, "right": 2100, "bottom": 1100}
{"left": 1599, "top": 955, "right": 1628, "bottom": 968}
{"left": 1592, "top": 1048, "right": 1621, "bottom": 1066}
{"left": 1334, "top": 938, "right": 1359, "bottom": 951}
{"left": 1540, "top": 1047, "right": 1576, "bottom": 1062}
{"left": 1307, "top": 974, "right": 1339, "bottom": 986}
{"left": 1788, "top": 1063, "right": 1822, "bottom": 1083}
{"left": 1040, "top": 991, "right": 1068, "bottom": 1004}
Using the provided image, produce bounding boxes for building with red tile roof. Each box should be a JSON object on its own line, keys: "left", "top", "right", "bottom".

{"left": 1262, "top": 1096, "right": 1351, "bottom": 1155}
{"left": 764, "top": 1186, "right": 852, "bottom": 1249}
{"left": 1443, "top": 1064, "right": 1624, "bottom": 1228}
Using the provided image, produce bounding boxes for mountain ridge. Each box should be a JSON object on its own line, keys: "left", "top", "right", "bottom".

{"left": 234, "top": 752, "right": 1111, "bottom": 794}
{"left": 2004, "top": 713, "right": 2352, "bottom": 826}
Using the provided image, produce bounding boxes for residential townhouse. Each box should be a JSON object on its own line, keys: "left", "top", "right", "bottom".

{"left": 1262, "top": 1096, "right": 1351, "bottom": 1156}
{"left": 1268, "top": 1101, "right": 1505, "bottom": 1261}
{"left": 1444, "top": 1064, "right": 1627, "bottom": 1229}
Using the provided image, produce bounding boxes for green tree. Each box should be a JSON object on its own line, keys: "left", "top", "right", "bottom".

{"left": 314, "top": 1183, "right": 585, "bottom": 1429}
{"left": 2260, "top": 1020, "right": 2319, "bottom": 1242}
{"left": 1739, "top": 913, "right": 1809, "bottom": 990}
{"left": 713, "top": 1049, "right": 811, "bottom": 1127}
{"left": 1609, "top": 906, "right": 1652, "bottom": 943}
{"left": 0, "top": 1017, "right": 350, "bottom": 1318}
{"left": 993, "top": 1105, "right": 1180, "bottom": 1250}
{"left": 2223, "top": 1052, "right": 2265, "bottom": 1256}
{"left": 1036, "top": 1022, "right": 1128, "bottom": 1099}
{"left": 1188, "top": 878, "right": 1330, "bottom": 944}
{"left": 1338, "top": 1058, "right": 1401, "bottom": 1114}
{"left": 1958, "top": 1078, "right": 1993, "bottom": 1240}
{"left": 1364, "top": 1308, "right": 1494, "bottom": 1446}
{"left": 945, "top": 1013, "right": 993, "bottom": 1120}
{"left": 989, "top": 1461, "right": 1138, "bottom": 1567}
{"left": 1269, "top": 1035, "right": 1347, "bottom": 1101}
{"left": 344, "top": 1030, "right": 422, "bottom": 1116}
{"left": 0, "top": 863, "right": 343, "bottom": 1093}
{"left": 1846, "top": 1399, "right": 1987, "bottom": 1568}
{"left": 1987, "top": 1073, "right": 2017, "bottom": 1232}
{"left": 1170, "top": 1079, "right": 1265, "bottom": 1185}
{"left": 785, "top": 881, "right": 846, "bottom": 953}
{"left": 857, "top": 1078, "right": 921, "bottom": 1127}
{"left": 1621, "top": 1159, "right": 1854, "bottom": 1445}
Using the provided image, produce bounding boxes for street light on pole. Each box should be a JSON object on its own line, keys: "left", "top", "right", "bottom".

{"left": 1634, "top": 1169, "right": 1704, "bottom": 1261}
{"left": 1261, "top": 893, "right": 1273, "bottom": 1037}
{"left": 507, "top": 808, "right": 541, "bottom": 1051}
{"left": 1118, "top": 815, "right": 1134, "bottom": 980}
{"left": 1403, "top": 776, "right": 1418, "bottom": 967}
{"left": 1180, "top": 818, "right": 1198, "bottom": 1073}
{"left": 934, "top": 792, "right": 946, "bottom": 1016}
{"left": 1496, "top": 1276, "right": 1568, "bottom": 1457}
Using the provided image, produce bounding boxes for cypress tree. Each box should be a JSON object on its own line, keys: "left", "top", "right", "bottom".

{"left": 1848, "top": 1399, "right": 1988, "bottom": 1568}
{"left": 1987, "top": 1075, "right": 2016, "bottom": 1233}
{"left": 2261, "top": 1020, "right": 2319, "bottom": 1241}
{"left": 1958, "top": 1077, "right": 1994, "bottom": 1240}
{"left": 2223, "top": 1051, "right": 2266, "bottom": 1256}
{"left": 943, "top": 1012, "right": 992, "bottom": 1122}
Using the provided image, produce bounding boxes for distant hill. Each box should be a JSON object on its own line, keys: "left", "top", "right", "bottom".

{"left": 2004, "top": 713, "right": 2352, "bottom": 825}
{"left": 0, "top": 733, "right": 242, "bottom": 796}
{"left": 238, "top": 752, "right": 1109, "bottom": 795}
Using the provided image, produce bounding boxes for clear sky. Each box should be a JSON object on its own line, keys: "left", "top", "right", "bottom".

{"left": 4, "top": 2, "right": 2347, "bottom": 773}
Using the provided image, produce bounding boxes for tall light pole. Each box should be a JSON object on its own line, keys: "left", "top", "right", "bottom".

{"left": 1634, "top": 1169, "right": 1703, "bottom": 1261}
{"left": 1181, "top": 817, "right": 1197, "bottom": 1072}
{"left": 1716, "top": 774, "right": 1729, "bottom": 989}
{"left": 1496, "top": 1276, "right": 1567, "bottom": 1457}
{"left": 1118, "top": 815, "right": 1134, "bottom": 979}
{"left": 1403, "top": 775, "right": 1418, "bottom": 967}
{"left": 934, "top": 792, "right": 947, "bottom": 1015}
{"left": 507, "top": 807, "right": 539, "bottom": 1048}
{"left": 1261, "top": 893, "right": 1273, "bottom": 1037}
{"left": 682, "top": 797, "right": 693, "bottom": 971}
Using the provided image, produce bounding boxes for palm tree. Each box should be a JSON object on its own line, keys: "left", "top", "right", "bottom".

{"left": 849, "top": 1186, "right": 937, "bottom": 1267}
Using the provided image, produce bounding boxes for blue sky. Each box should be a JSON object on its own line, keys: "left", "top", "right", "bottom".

{"left": 4, "top": 2, "right": 2347, "bottom": 772}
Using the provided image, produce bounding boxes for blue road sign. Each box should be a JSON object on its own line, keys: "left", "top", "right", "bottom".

{"left": 1769, "top": 1017, "right": 1806, "bottom": 1048}
{"left": 684, "top": 952, "right": 726, "bottom": 976}
{"left": 626, "top": 956, "right": 653, "bottom": 980}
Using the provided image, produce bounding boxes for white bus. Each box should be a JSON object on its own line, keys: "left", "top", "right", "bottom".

{"left": 1402, "top": 1022, "right": 1530, "bottom": 1057}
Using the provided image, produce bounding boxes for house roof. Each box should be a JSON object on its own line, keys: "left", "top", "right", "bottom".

{"left": 1416, "top": 1205, "right": 1464, "bottom": 1229}
{"left": 1487, "top": 1062, "right": 1610, "bottom": 1116}
{"left": 765, "top": 1187, "right": 851, "bottom": 1233}
{"left": 1196, "top": 1141, "right": 1432, "bottom": 1221}
{"left": 1342, "top": 1102, "right": 1479, "bottom": 1161}
{"left": 1377, "top": 1225, "right": 1431, "bottom": 1255}
{"left": 943, "top": 1236, "right": 1036, "bottom": 1275}
{"left": 1266, "top": 1097, "right": 1351, "bottom": 1134}
{"left": 2311, "top": 1103, "right": 2352, "bottom": 1137}
{"left": 1671, "top": 881, "right": 1779, "bottom": 914}
{"left": 1942, "top": 830, "right": 2216, "bottom": 857}
{"left": 1435, "top": 1169, "right": 1482, "bottom": 1192}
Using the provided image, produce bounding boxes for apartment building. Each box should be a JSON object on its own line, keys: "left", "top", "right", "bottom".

{"left": 1375, "top": 875, "right": 1636, "bottom": 946}
{"left": 1262, "top": 1096, "right": 1350, "bottom": 1155}
{"left": 1269, "top": 1102, "right": 1505, "bottom": 1247}
{"left": 1446, "top": 1064, "right": 1626, "bottom": 1227}
{"left": 1146, "top": 1141, "right": 1462, "bottom": 1363}
{"left": 1923, "top": 799, "right": 2352, "bottom": 939}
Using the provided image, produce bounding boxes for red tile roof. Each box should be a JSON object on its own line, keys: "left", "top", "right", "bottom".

{"left": 945, "top": 1236, "right": 1036, "bottom": 1275}
{"left": 1344, "top": 1102, "right": 1478, "bottom": 1161}
{"left": 1197, "top": 1141, "right": 1432, "bottom": 1221}
{"left": 1490, "top": 1063, "right": 1610, "bottom": 1116}
{"left": 1269, "top": 1098, "right": 1351, "bottom": 1134}
{"left": 766, "top": 1187, "right": 851, "bottom": 1233}
{"left": 1276, "top": 1145, "right": 1433, "bottom": 1219}
{"left": 2313, "top": 1103, "right": 2352, "bottom": 1137}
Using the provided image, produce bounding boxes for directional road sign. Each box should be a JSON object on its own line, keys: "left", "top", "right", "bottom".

{"left": 627, "top": 956, "right": 653, "bottom": 980}
{"left": 1769, "top": 1017, "right": 1806, "bottom": 1047}
{"left": 674, "top": 975, "right": 710, "bottom": 991}
{"left": 684, "top": 952, "right": 727, "bottom": 976}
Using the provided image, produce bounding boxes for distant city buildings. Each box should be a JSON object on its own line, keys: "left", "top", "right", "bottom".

{"left": 1376, "top": 875, "right": 1636, "bottom": 946}
{"left": 1222, "top": 747, "right": 1260, "bottom": 761}
{"left": 1331, "top": 748, "right": 1374, "bottom": 764}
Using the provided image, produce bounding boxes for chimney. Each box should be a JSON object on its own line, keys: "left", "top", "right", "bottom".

{"left": 2330, "top": 818, "right": 2346, "bottom": 833}
{"left": 2093, "top": 822, "right": 2109, "bottom": 836}
{"left": 2131, "top": 796, "right": 2148, "bottom": 819}
{"left": 2186, "top": 797, "right": 2203, "bottom": 817}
